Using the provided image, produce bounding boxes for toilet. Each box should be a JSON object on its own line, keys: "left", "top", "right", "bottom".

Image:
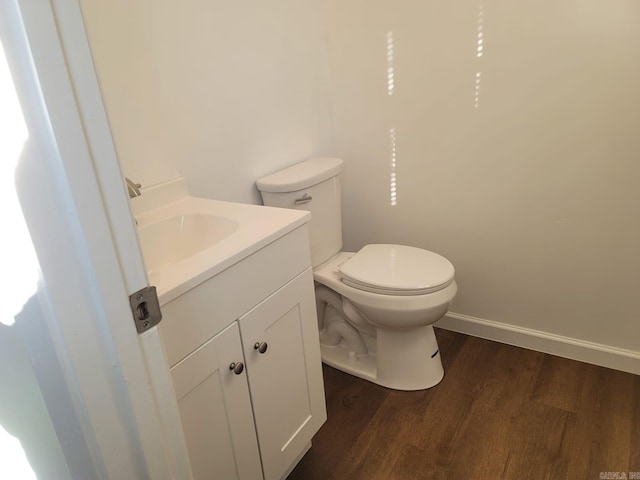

{"left": 257, "top": 157, "right": 457, "bottom": 390}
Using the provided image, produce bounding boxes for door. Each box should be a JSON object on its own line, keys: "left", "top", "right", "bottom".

{"left": 171, "top": 323, "right": 263, "bottom": 480}
{"left": 239, "top": 268, "right": 327, "bottom": 480}
{"left": 1, "top": 0, "right": 188, "bottom": 477}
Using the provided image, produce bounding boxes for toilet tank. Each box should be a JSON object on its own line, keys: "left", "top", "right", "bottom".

{"left": 257, "top": 157, "right": 344, "bottom": 268}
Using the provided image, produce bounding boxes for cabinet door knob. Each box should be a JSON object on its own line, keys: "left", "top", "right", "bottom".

{"left": 229, "top": 362, "right": 244, "bottom": 375}
{"left": 254, "top": 342, "right": 268, "bottom": 354}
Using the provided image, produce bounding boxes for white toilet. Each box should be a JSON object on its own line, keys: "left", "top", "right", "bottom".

{"left": 257, "top": 157, "right": 457, "bottom": 390}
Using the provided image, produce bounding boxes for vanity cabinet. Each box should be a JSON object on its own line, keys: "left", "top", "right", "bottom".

{"left": 170, "top": 323, "right": 262, "bottom": 480}
{"left": 239, "top": 269, "right": 325, "bottom": 480}
{"left": 161, "top": 225, "right": 326, "bottom": 480}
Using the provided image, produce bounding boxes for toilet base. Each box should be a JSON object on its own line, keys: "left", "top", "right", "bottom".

{"left": 319, "top": 325, "right": 444, "bottom": 391}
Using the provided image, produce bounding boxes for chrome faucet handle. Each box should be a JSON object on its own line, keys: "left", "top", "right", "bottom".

{"left": 125, "top": 177, "right": 142, "bottom": 198}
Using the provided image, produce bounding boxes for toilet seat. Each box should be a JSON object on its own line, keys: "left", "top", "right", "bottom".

{"left": 338, "top": 244, "right": 455, "bottom": 296}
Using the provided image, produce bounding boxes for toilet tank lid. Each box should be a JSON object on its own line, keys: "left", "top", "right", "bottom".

{"left": 257, "top": 157, "right": 344, "bottom": 193}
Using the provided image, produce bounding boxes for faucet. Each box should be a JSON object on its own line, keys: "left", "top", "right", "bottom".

{"left": 125, "top": 177, "right": 142, "bottom": 198}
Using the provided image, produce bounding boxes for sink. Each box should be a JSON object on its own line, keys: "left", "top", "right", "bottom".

{"left": 138, "top": 214, "right": 239, "bottom": 273}
{"left": 131, "top": 178, "right": 310, "bottom": 304}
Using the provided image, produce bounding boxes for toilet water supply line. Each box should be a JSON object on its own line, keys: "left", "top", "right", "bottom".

{"left": 314, "top": 285, "right": 368, "bottom": 355}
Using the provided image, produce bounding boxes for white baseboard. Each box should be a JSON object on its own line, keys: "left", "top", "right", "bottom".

{"left": 436, "top": 312, "right": 640, "bottom": 376}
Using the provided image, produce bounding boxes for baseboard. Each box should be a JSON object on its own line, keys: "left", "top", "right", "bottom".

{"left": 436, "top": 312, "right": 640, "bottom": 376}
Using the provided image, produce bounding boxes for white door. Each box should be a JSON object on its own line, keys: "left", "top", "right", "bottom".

{"left": 171, "top": 323, "right": 263, "bottom": 480}
{"left": 239, "top": 269, "right": 327, "bottom": 480}
{"left": 1, "top": 0, "right": 189, "bottom": 477}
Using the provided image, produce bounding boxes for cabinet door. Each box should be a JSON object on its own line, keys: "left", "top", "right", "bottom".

{"left": 239, "top": 268, "right": 327, "bottom": 480}
{"left": 170, "top": 323, "right": 263, "bottom": 480}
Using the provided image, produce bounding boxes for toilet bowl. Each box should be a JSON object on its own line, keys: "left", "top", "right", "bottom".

{"left": 257, "top": 157, "right": 457, "bottom": 391}
{"left": 314, "top": 251, "right": 456, "bottom": 390}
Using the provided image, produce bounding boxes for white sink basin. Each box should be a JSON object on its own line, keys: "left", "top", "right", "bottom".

{"left": 138, "top": 214, "right": 239, "bottom": 274}
{"left": 131, "top": 178, "right": 310, "bottom": 305}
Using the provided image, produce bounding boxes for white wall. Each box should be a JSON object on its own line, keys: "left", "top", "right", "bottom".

{"left": 80, "top": 1, "right": 640, "bottom": 360}
{"left": 323, "top": 0, "right": 640, "bottom": 353}
{"left": 79, "top": 0, "right": 333, "bottom": 204}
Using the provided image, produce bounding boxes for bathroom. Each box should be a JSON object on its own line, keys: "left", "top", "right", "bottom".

{"left": 82, "top": 0, "right": 640, "bottom": 476}
{"left": 81, "top": 0, "right": 640, "bottom": 370}
{"left": 1, "top": 0, "right": 639, "bottom": 478}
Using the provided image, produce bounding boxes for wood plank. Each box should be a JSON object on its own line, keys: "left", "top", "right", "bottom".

{"left": 442, "top": 339, "right": 544, "bottom": 479}
{"left": 531, "top": 354, "right": 587, "bottom": 413}
{"left": 329, "top": 396, "right": 422, "bottom": 479}
{"left": 581, "top": 366, "right": 634, "bottom": 476}
{"left": 500, "top": 401, "right": 570, "bottom": 479}
{"left": 288, "top": 366, "right": 388, "bottom": 480}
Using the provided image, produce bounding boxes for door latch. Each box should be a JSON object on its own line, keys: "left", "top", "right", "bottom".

{"left": 129, "top": 286, "right": 162, "bottom": 333}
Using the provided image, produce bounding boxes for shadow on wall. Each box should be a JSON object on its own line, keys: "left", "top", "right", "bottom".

{"left": 0, "top": 296, "right": 70, "bottom": 480}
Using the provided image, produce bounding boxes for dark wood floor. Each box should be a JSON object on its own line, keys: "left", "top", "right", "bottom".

{"left": 289, "top": 329, "right": 640, "bottom": 480}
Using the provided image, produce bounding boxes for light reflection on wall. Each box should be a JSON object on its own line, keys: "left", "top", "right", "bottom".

{"left": 477, "top": 2, "right": 484, "bottom": 58}
{"left": 389, "top": 127, "right": 397, "bottom": 207}
{"left": 386, "top": 31, "right": 395, "bottom": 96}
{"left": 387, "top": 31, "right": 397, "bottom": 207}
{"left": 475, "top": 0, "right": 484, "bottom": 108}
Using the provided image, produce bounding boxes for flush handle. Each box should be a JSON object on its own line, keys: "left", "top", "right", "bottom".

{"left": 254, "top": 342, "right": 268, "bottom": 354}
{"left": 294, "top": 194, "right": 312, "bottom": 205}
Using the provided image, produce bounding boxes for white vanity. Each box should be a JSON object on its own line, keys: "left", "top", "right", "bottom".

{"left": 132, "top": 179, "right": 326, "bottom": 480}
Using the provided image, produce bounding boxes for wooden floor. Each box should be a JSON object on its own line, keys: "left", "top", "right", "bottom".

{"left": 289, "top": 329, "right": 640, "bottom": 480}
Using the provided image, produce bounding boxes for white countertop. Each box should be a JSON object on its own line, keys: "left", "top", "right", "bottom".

{"left": 132, "top": 178, "right": 310, "bottom": 305}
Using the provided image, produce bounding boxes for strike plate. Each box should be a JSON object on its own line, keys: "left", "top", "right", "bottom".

{"left": 129, "top": 286, "right": 162, "bottom": 333}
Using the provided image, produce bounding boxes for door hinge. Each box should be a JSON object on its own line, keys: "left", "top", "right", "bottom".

{"left": 129, "top": 286, "right": 162, "bottom": 333}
